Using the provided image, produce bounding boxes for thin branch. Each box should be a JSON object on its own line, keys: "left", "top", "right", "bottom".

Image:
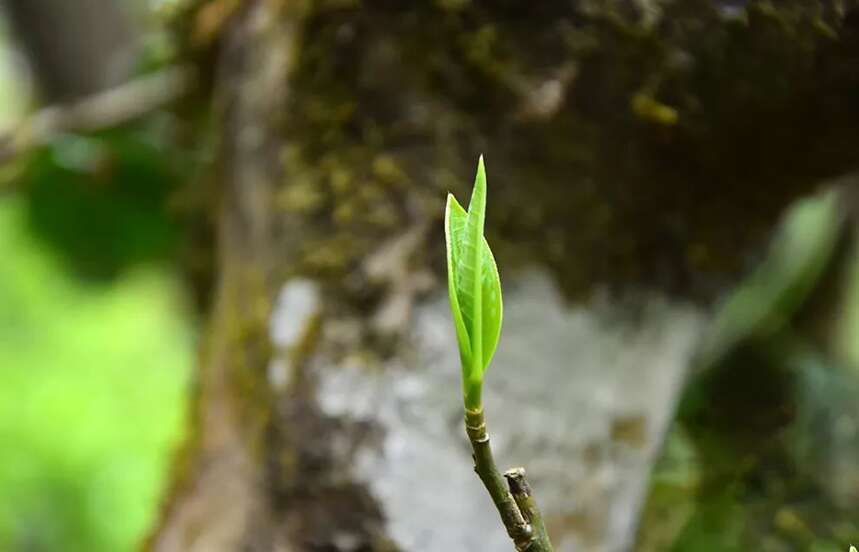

{"left": 505, "top": 468, "right": 553, "bottom": 551}
{"left": 465, "top": 408, "right": 554, "bottom": 551}
{"left": 0, "top": 65, "right": 195, "bottom": 165}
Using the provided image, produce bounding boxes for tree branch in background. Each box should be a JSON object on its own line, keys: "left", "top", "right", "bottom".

{"left": 0, "top": 66, "right": 195, "bottom": 165}
{"left": 2, "top": 0, "right": 137, "bottom": 102}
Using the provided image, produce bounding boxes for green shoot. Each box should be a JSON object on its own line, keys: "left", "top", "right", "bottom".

{"left": 445, "top": 155, "right": 503, "bottom": 410}
{"left": 445, "top": 157, "right": 554, "bottom": 551}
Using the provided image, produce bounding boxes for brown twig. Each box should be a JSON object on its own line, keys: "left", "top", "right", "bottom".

{"left": 465, "top": 408, "right": 554, "bottom": 551}
{"left": 0, "top": 65, "right": 195, "bottom": 165}
{"left": 505, "top": 468, "right": 553, "bottom": 551}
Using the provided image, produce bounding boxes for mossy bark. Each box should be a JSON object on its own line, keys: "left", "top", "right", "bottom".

{"left": 149, "top": 1, "right": 859, "bottom": 550}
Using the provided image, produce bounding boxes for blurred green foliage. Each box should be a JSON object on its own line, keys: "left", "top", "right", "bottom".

{"left": 0, "top": 4, "right": 198, "bottom": 543}
{"left": 0, "top": 125, "right": 193, "bottom": 552}
{"left": 21, "top": 131, "right": 181, "bottom": 280}
{"left": 0, "top": 193, "right": 191, "bottom": 551}
{"left": 640, "top": 189, "right": 859, "bottom": 551}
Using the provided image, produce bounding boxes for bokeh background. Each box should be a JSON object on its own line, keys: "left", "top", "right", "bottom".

{"left": 2, "top": 1, "right": 859, "bottom": 551}
{"left": 0, "top": 3, "right": 194, "bottom": 550}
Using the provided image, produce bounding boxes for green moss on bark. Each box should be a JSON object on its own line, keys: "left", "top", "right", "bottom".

{"left": 272, "top": 0, "right": 859, "bottom": 302}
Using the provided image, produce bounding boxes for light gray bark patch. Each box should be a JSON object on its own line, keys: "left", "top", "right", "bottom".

{"left": 317, "top": 269, "right": 706, "bottom": 552}
{"left": 269, "top": 278, "right": 322, "bottom": 390}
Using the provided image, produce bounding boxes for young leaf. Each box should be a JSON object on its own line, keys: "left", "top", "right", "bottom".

{"left": 446, "top": 194, "right": 471, "bottom": 368}
{"left": 479, "top": 234, "right": 502, "bottom": 374}
{"left": 445, "top": 156, "right": 504, "bottom": 408}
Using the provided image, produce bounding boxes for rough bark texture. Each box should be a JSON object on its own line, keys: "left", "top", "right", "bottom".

{"left": 150, "top": 1, "right": 859, "bottom": 550}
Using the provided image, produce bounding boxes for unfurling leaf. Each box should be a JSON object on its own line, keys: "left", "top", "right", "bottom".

{"left": 445, "top": 156, "right": 503, "bottom": 409}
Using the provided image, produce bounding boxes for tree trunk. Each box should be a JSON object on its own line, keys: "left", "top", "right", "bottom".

{"left": 150, "top": 1, "right": 859, "bottom": 550}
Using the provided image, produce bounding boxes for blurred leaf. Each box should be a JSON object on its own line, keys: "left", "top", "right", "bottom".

{"left": 21, "top": 129, "right": 180, "bottom": 281}
{"left": 696, "top": 189, "right": 844, "bottom": 370}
